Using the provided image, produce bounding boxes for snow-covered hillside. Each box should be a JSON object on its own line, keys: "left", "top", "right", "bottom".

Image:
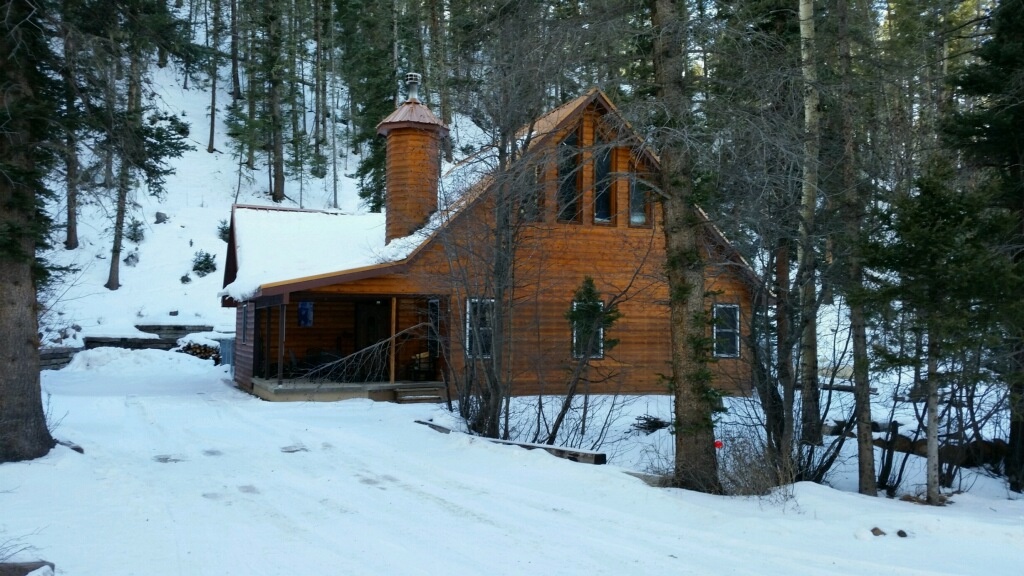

{"left": 40, "top": 66, "right": 368, "bottom": 345}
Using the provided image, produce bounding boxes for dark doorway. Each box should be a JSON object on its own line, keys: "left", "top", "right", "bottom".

{"left": 354, "top": 300, "right": 390, "bottom": 381}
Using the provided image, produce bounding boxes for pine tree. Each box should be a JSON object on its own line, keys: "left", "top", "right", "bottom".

{"left": 864, "top": 157, "right": 1017, "bottom": 502}
{"left": 651, "top": 0, "right": 722, "bottom": 493}
{"left": 948, "top": 0, "right": 1024, "bottom": 492}
{"left": 0, "top": 0, "right": 58, "bottom": 462}
{"left": 337, "top": 0, "right": 401, "bottom": 211}
{"left": 96, "top": 1, "right": 193, "bottom": 290}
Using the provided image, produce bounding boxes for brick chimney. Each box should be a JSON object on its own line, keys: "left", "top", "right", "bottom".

{"left": 376, "top": 73, "right": 448, "bottom": 244}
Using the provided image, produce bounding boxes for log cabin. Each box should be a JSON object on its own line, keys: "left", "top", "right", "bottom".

{"left": 221, "top": 74, "right": 759, "bottom": 402}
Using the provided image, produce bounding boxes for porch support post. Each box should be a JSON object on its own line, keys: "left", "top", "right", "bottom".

{"left": 389, "top": 296, "right": 397, "bottom": 385}
{"left": 277, "top": 303, "right": 286, "bottom": 385}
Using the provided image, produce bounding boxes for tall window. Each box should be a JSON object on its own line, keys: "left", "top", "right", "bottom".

{"left": 465, "top": 298, "right": 495, "bottom": 358}
{"left": 558, "top": 131, "right": 581, "bottom": 222}
{"left": 519, "top": 165, "right": 543, "bottom": 222}
{"left": 571, "top": 300, "right": 605, "bottom": 359}
{"left": 629, "top": 173, "right": 651, "bottom": 226}
{"left": 713, "top": 304, "right": 740, "bottom": 358}
{"left": 594, "top": 144, "right": 612, "bottom": 223}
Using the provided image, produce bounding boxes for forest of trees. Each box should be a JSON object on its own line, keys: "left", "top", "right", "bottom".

{"left": 2, "top": 0, "right": 1022, "bottom": 497}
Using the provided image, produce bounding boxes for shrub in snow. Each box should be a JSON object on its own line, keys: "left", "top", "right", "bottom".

{"left": 191, "top": 250, "right": 216, "bottom": 277}
{"left": 123, "top": 250, "right": 139, "bottom": 267}
{"left": 217, "top": 219, "right": 230, "bottom": 242}
{"left": 180, "top": 273, "right": 192, "bottom": 284}
{"left": 125, "top": 218, "right": 145, "bottom": 243}
{"left": 631, "top": 415, "right": 670, "bottom": 435}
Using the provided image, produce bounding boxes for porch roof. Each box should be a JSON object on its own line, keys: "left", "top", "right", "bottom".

{"left": 220, "top": 205, "right": 433, "bottom": 302}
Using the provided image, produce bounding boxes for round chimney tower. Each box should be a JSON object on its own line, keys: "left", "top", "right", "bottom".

{"left": 377, "top": 73, "right": 448, "bottom": 244}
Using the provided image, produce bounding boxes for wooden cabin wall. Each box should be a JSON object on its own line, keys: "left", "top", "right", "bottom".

{"left": 237, "top": 100, "right": 756, "bottom": 396}
{"left": 234, "top": 303, "right": 256, "bottom": 391}
{"left": 428, "top": 104, "right": 753, "bottom": 396}
{"left": 436, "top": 211, "right": 754, "bottom": 397}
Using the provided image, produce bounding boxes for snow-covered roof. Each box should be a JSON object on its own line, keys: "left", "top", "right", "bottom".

{"left": 221, "top": 206, "right": 405, "bottom": 301}
{"left": 219, "top": 153, "right": 494, "bottom": 303}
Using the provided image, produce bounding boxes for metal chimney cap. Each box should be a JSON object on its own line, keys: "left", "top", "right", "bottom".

{"left": 405, "top": 72, "right": 422, "bottom": 102}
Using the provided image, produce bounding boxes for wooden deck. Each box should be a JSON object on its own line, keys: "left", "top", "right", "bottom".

{"left": 248, "top": 377, "right": 447, "bottom": 403}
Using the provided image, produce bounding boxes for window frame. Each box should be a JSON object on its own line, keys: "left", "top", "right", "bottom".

{"left": 465, "top": 297, "right": 496, "bottom": 359}
{"left": 712, "top": 304, "right": 741, "bottom": 358}
{"left": 571, "top": 300, "right": 605, "bottom": 360}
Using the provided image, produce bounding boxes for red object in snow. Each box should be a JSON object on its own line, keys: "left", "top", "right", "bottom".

{"left": 714, "top": 440, "right": 724, "bottom": 449}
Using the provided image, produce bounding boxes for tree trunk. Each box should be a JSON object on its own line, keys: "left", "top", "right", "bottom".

{"left": 926, "top": 328, "right": 941, "bottom": 504}
{"left": 267, "top": 6, "right": 285, "bottom": 202}
{"left": 102, "top": 57, "right": 116, "bottom": 186}
{"left": 61, "top": 9, "right": 79, "bottom": 250}
{"left": 243, "top": 3, "right": 257, "bottom": 169}
{"left": 1009, "top": 346, "right": 1024, "bottom": 492}
{"left": 653, "top": 0, "right": 721, "bottom": 493}
{"left": 208, "top": 0, "right": 221, "bottom": 153}
{"left": 105, "top": 51, "right": 141, "bottom": 291}
{"left": 798, "top": 0, "right": 822, "bottom": 446}
{"left": 836, "top": 0, "right": 875, "bottom": 496}
{"left": 230, "top": 0, "right": 242, "bottom": 100}
{"left": 777, "top": 238, "right": 795, "bottom": 477}
{"left": 0, "top": 0, "right": 56, "bottom": 462}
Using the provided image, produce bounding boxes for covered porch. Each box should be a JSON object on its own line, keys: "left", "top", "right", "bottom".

{"left": 249, "top": 292, "right": 448, "bottom": 402}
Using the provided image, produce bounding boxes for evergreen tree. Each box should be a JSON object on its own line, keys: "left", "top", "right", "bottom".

{"left": 651, "top": 0, "right": 723, "bottom": 493}
{"left": 0, "top": 0, "right": 57, "bottom": 462}
{"left": 948, "top": 0, "right": 1024, "bottom": 492}
{"left": 338, "top": 0, "right": 399, "bottom": 211}
{"left": 864, "top": 157, "right": 1017, "bottom": 502}
{"left": 94, "top": 1, "right": 193, "bottom": 289}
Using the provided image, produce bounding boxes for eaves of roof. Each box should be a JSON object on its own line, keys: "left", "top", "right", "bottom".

{"left": 255, "top": 261, "right": 411, "bottom": 298}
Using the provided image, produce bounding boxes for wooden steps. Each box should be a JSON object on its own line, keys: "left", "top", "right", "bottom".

{"left": 394, "top": 386, "right": 446, "bottom": 404}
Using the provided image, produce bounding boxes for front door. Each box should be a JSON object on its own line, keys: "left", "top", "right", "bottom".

{"left": 354, "top": 300, "right": 390, "bottom": 381}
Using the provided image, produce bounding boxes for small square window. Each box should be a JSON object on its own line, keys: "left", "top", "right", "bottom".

{"left": 465, "top": 298, "right": 495, "bottom": 358}
{"left": 298, "top": 301, "right": 314, "bottom": 327}
{"left": 713, "top": 304, "right": 740, "bottom": 358}
{"left": 572, "top": 300, "right": 605, "bottom": 359}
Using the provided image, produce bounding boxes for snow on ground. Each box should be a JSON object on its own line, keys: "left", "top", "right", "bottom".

{"left": 2, "top": 350, "right": 1022, "bottom": 575}
{"left": 19, "top": 55, "right": 1024, "bottom": 576}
